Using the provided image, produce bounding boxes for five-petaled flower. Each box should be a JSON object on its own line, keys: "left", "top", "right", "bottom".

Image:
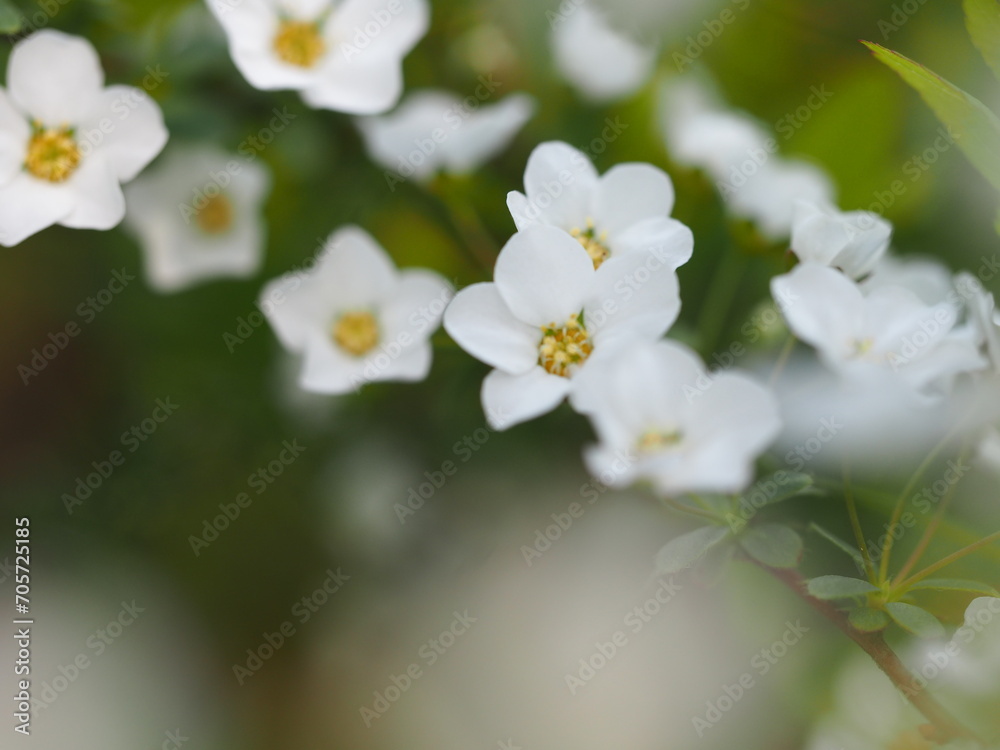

{"left": 207, "top": 0, "right": 429, "bottom": 114}
{"left": 443, "top": 225, "right": 682, "bottom": 430}
{"left": 0, "top": 31, "right": 168, "bottom": 247}
{"left": 261, "top": 225, "right": 452, "bottom": 394}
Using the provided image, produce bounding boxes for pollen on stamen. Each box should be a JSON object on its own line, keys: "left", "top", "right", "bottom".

{"left": 570, "top": 217, "right": 611, "bottom": 269}
{"left": 25, "top": 126, "right": 81, "bottom": 183}
{"left": 273, "top": 19, "right": 327, "bottom": 68}
{"left": 637, "top": 430, "right": 683, "bottom": 453}
{"left": 196, "top": 194, "right": 235, "bottom": 235}
{"left": 538, "top": 314, "right": 593, "bottom": 377}
{"left": 332, "top": 311, "right": 380, "bottom": 357}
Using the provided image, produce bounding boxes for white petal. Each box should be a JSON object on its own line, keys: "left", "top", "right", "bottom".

{"left": 509, "top": 141, "right": 598, "bottom": 231}
{"left": 302, "top": 53, "right": 404, "bottom": 114}
{"left": 380, "top": 268, "right": 453, "bottom": 342}
{"left": 583, "top": 443, "right": 640, "bottom": 488}
{"left": 59, "top": 153, "right": 126, "bottom": 230}
{"left": 443, "top": 283, "right": 541, "bottom": 374}
{"left": 728, "top": 159, "right": 836, "bottom": 240}
{"left": 329, "top": 0, "right": 429, "bottom": 59}
{"left": 299, "top": 329, "right": 366, "bottom": 394}
{"left": 480, "top": 367, "right": 572, "bottom": 430}
{"left": 82, "top": 86, "right": 168, "bottom": 183}
{"left": 312, "top": 225, "right": 399, "bottom": 305}
{"left": 0, "top": 88, "right": 28, "bottom": 184}
{"left": 594, "top": 163, "right": 675, "bottom": 237}
{"left": 0, "top": 172, "right": 75, "bottom": 246}
{"left": 355, "top": 90, "right": 459, "bottom": 178}
{"left": 444, "top": 94, "right": 535, "bottom": 174}
{"left": 585, "top": 250, "right": 681, "bottom": 344}
{"left": 365, "top": 340, "right": 433, "bottom": 383}
{"left": 551, "top": 4, "right": 655, "bottom": 102}
{"left": 771, "top": 263, "right": 863, "bottom": 362}
{"left": 7, "top": 31, "right": 104, "bottom": 125}
{"left": 494, "top": 226, "right": 595, "bottom": 326}
{"left": 610, "top": 216, "right": 693, "bottom": 269}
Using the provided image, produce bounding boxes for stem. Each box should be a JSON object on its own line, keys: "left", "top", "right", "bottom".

{"left": 843, "top": 459, "right": 877, "bottom": 584}
{"left": 894, "top": 443, "right": 971, "bottom": 583}
{"left": 879, "top": 431, "right": 957, "bottom": 582}
{"left": 897, "top": 529, "right": 1000, "bottom": 589}
{"left": 661, "top": 496, "right": 722, "bottom": 523}
{"left": 756, "top": 562, "right": 986, "bottom": 746}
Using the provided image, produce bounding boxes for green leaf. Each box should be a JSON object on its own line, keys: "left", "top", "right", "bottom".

{"left": 886, "top": 602, "right": 946, "bottom": 639}
{"left": 808, "top": 523, "right": 865, "bottom": 569}
{"left": 807, "top": 575, "right": 879, "bottom": 600}
{"left": 965, "top": 0, "right": 1000, "bottom": 82}
{"left": 739, "top": 524, "right": 804, "bottom": 569}
{"left": 849, "top": 607, "right": 890, "bottom": 633}
{"left": 863, "top": 41, "right": 1000, "bottom": 193}
{"left": 0, "top": 0, "right": 22, "bottom": 34}
{"left": 654, "top": 525, "right": 732, "bottom": 575}
{"left": 906, "top": 578, "right": 1000, "bottom": 597}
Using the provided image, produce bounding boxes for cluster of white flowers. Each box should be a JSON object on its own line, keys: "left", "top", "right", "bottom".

{"left": 444, "top": 141, "right": 783, "bottom": 495}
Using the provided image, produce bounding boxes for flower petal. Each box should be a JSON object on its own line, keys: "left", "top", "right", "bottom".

{"left": 443, "top": 283, "right": 541, "bottom": 373}
{"left": 0, "top": 87, "right": 28, "bottom": 184}
{"left": 509, "top": 141, "right": 598, "bottom": 231}
{"left": 82, "top": 85, "right": 168, "bottom": 183}
{"left": 594, "top": 163, "right": 675, "bottom": 237}
{"left": 313, "top": 225, "right": 399, "bottom": 306}
{"left": 0, "top": 172, "right": 76, "bottom": 246}
{"left": 59, "top": 153, "right": 126, "bottom": 230}
{"left": 329, "top": 0, "right": 429, "bottom": 59}
{"left": 299, "top": 329, "right": 365, "bottom": 394}
{"left": 494, "top": 225, "right": 594, "bottom": 326}
{"left": 480, "top": 366, "right": 572, "bottom": 430}
{"left": 381, "top": 268, "right": 453, "bottom": 342}
{"left": 610, "top": 216, "right": 693, "bottom": 269}
{"left": 302, "top": 53, "right": 405, "bottom": 114}
{"left": 585, "top": 250, "right": 681, "bottom": 344}
{"left": 771, "top": 263, "right": 864, "bottom": 362}
{"left": 365, "top": 340, "right": 433, "bottom": 383}
{"left": 7, "top": 31, "right": 105, "bottom": 125}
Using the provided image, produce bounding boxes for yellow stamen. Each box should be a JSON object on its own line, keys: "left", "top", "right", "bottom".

{"left": 196, "top": 194, "right": 234, "bottom": 235}
{"left": 332, "top": 311, "right": 379, "bottom": 357}
{"left": 638, "top": 430, "right": 683, "bottom": 452}
{"left": 570, "top": 217, "right": 611, "bottom": 269}
{"left": 25, "top": 126, "right": 81, "bottom": 183}
{"left": 273, "top": 20, "right": 326, "bottom": 68}
{"left": 538, "top": 314, "right": 593, "bottom": 377}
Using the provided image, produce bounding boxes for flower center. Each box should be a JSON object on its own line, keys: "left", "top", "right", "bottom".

{"left": 332, "top": 311, "right": 379, "bottom": 357}
{"left": 196, "top": 194, "right": 234, "bottom": 235}
{"left": 25, "top": 126, "right": 81, "bottom": 183}
{"left": 539, "top": 314, "right": 593, "bottom": 378}
{"left": 273, "top": 20, "right": 326, "bottom": 68}
{"left": 570, "top": 218, "right": 610, "bottom": 269}
{"left": 637, "top": 430, "right": 683, "bottom": 452}
{"left": 887, "top": 730, "right": 932, "bottom": 750}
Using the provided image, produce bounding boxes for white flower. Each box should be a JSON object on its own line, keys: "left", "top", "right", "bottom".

{"left": 955, "top": 271, "right": 1000, "bottom": 372}
{"left": 660, "top": 76, "right": 835, "bottom": 240}
{"left": 506, "top": 141, "right": 693, "bottom": 271}
{"left": 863, "top": 253, "right": 956, "bottom": 305}
{"left": 0, "top": 31, "right": 168, "bottom": 247}
{"left": 790, "top": 200, "right": 892, "bottom": 279}
{"left": 261, "top": 225, "right": 452, "bottom": 394}
{"left": 573, "top": 340, "right": 781, "bottom": 495}
{"left": 356, "top": 90, "right": 535, "bottom": 183}
{"left": 772, "top": 263, "right": 986, "bottom": 394}
{"left": 123, "top": 145, "right": 271, "bottom": 292}
{"left": 207, "top": 0, "right": 429, "bottom": 114}
{"left": 443, "top": 225, "right": 683, "bottom": 430}
{"left": 551, "top": 2, "right": 656, "bottom": 102}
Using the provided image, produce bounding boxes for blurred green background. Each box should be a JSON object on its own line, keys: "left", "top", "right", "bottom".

{"left": 2, "top": 0, "right": 1000, "bottom": 748}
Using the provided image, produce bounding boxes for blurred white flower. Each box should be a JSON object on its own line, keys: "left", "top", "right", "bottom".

{"left": 443, "top": 225, "right": 682, "bottom": 430}
{"left": 863, "top": 253, "right": 956, "bottom": 305}
{"left": 660, "top": 76, "right": 835, "bottom": 239}
{"left": 574, "top": 339, "right": 781, "bottom": 495}
{"left": 551, "top": 2, "right": 656, "bottom": 102}
{"left": 507, "top": 141, "right": 693, "bottom": 271}
{"left": 124, "top": 145, "right": 271, "bottom": 292}
{"left": 207, "top": 0, "right": 429, "bottom": 114}
{"left": 356, "top": 90, "right": 535, "bottom": 183}
{"left": 0, "top": 31, "right": 168, "bottom": 247}
{"left": 790, "top": 200, "right": 892, "bottom": 280}
{"left": 261, "top": 225, "right": 452, "bottom": 393}
{"left": 977, "top": 427, "right": 1000, "bottom": 473}
{"left": 955, "top": 271, "right": 1000, "bottom": 372}
{"left": 772, "top": 263, "right": 986, "bottom": 395}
